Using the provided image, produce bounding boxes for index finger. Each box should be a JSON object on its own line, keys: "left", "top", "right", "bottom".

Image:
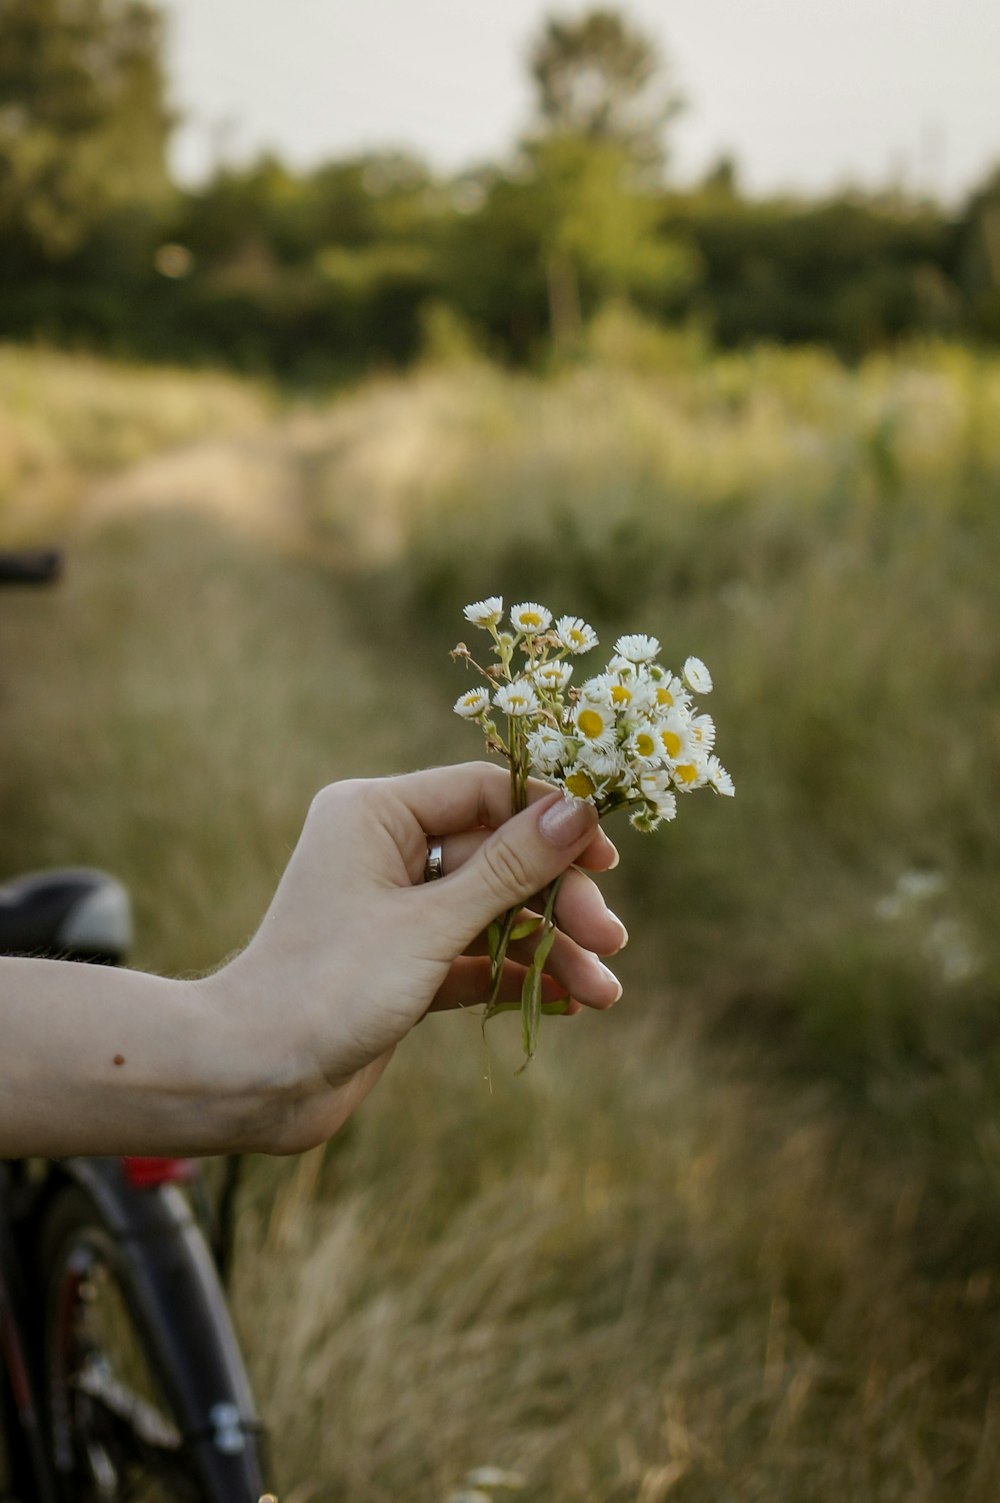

{"left": 386, "top": 761, "right": 619, "bottom": 870}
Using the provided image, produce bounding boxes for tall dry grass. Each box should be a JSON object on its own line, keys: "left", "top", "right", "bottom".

{"left": 0, "top": 343, "right": 271, "bottom": 541}
{"left": 2, "top": 333, "right": 1000, "bottom": 1498}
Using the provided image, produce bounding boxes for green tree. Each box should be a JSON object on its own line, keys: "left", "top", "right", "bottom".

{"left": 954, "top": 166, "right": 1000, "bottom": 341}
{"left": 516, "top": 8, "right": 691, "bottom": 350}
{"left": 525, "top": 134, "right": 697, "bottom": 350}
{"left": 529, "top": 7, "right": 681, "bottom": 178}
{"left": 0, "top": 0, "right": 171, "bottom": 260}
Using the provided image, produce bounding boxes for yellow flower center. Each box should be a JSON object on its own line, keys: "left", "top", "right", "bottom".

{"left": 657, "top": 687, "right": 674, "bottom": 707}
{"left": 519, "top": 611, "right": 542, "bottom": 628}
{"left": 635, "top": 732, "right": 655, "bottom": 758}
{"left": 675, "top": 763, "right": 698, "bottom": 785}
{"left": 660, "top": 729, "right": 681, "bottom": 758}
{"left": 611, "top": 685, "right": 632, "bottom": 706}
{"left": 577, "top": 709, "right": 606, "bottom": 740}
{"left": 569, "top": 629, "right": 586, "bottom": 646}
{"left": 565, "top": 771, "right": 596, "bottom": 799}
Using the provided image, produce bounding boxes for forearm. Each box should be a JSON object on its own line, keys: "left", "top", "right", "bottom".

{"left": 0, "top": 956, "right": 302, "bottom": 1158}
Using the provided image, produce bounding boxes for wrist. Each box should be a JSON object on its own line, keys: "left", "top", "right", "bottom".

{"left": 191, "top": 961, "right": 309, "bottom": 1155}
{"left": 194, "top": 953, "right": 375, "bottom": 1157}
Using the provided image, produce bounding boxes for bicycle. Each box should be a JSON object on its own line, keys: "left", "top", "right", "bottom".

{"left": 0, "top": 549, "right": 271, "bottom": 1502}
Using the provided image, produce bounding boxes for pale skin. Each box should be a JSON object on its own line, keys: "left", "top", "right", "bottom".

{"left": 0, "top": 763, "right": 626, "bottom": 1161}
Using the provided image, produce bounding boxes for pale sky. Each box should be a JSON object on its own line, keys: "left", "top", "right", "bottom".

{"left": 160, "top": 0, "right": 1000, "bottom": 203}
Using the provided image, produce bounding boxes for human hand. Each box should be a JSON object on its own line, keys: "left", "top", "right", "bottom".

{"left": 216, "top": 762, "right": 625, "bottom": 1152}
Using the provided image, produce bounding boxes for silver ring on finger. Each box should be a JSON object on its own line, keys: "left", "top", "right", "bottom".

{"left": 423, "top": 841, "right": 444, "bottom": 882}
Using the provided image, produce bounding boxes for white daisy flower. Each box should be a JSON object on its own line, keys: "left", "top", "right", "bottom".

{"left": 577, "top": 673, "right": 615, "bottom": 707}
{"left": 576, "top": 742, "right": 624, "bottom": 780}
{"left": 707, "top": 755, "right": 735, "bottom": 796}
{"left": 463, "top": 597, "right": 503, "bottom": 629}
{"left": 453, "top": 688, "right": 491, "bottom": 719}
{"left": 627, "top": 722, "right": 661, "bottom": 764}
{"left": 651, "top": 672, "right": 686, "bottom": 712}
{"left": 629, "top": 805, "right": 662, "bottom": 833}
{"left": 510, "top": 601, "right": 553, "bottom": 634}
{"left": 555, "top": 616, "right": 598, "bottom": 654}
{"left": 493, "top": 680, "right": 539, "bottom": 717}
{"left": 614, "top": 633, "right": 660, "bottom": 664}
{"left": 623, "top": 670, "right": 658, "bottom": 716}
{"left": 689, "top": 713, "right": 716, "bottom": 751}
{"left": 560, "top": 764, "right": 605, "bottom": 804}
{"left": 526, "top": 726, "right": 569, "bottom": 774}
{"left": 671, "top": 754, "right": 709, "bottom": 791}
{"left": 636, "top": 774, "right": 677, "bottom": 821}
{"left": 657, "top": 708, "right": 694, "bottom": 764}
{"left": 533, "top": 660, "right": 573, "bottom": 692}
{"left": 608, "top": 678, "right": 637, "bottom": 714}
{"left": 639, "top": 768, "right": 672, "bottom": 800}
{"left": 683, "top": 656, "right": 713, "bottom": 694}
{"left": 572, "top": 700, "right": 616, "bottom": 746}
{"left": 654, "top": 789, "right": 678, "bottom": 822}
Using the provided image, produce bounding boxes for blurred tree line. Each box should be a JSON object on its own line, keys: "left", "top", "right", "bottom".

{"left": 1, "top": 0, "right": 999, "bottom": 380}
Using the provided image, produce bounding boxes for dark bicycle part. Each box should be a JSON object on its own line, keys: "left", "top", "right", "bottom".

{"left": 0, "top": 870, "right": 133, "bottom": 965}
{"left": 0, "top": 1176, "right": 58, "bottom": 1503}
{"left": 40, "top": 1163, "right": 267, "bottom": 1501}
{"left": 0, "top": 551, "right": 62, "bottom": 587}
{"left": 212, "top": 1160, "right": 244, "bottom": 1289}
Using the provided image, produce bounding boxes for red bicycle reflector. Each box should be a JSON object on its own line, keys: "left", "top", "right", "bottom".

{"left": 121, "top": 1156, "right": 196, "bottom": 1189}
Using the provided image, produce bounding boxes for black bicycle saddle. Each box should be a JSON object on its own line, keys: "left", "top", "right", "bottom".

{"left": 0, "top": 869, "right": 132, "bottom": 963}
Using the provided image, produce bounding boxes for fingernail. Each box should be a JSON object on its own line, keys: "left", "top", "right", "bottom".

{"left": 597, "top": 830, "right": 619, "bottom": 868}
{"left": 599, "top": 963, "right": 623, "bottom": 1001}
{"left": 538, "top": 795, "right": 598, "bottom": 848}
{"left": 613, "top": 917, "right": 629, "bottom": 949}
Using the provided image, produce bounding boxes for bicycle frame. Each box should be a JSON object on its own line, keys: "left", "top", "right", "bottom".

{"left": 2, "top": 1155, "right": 266, "bottom": 1499}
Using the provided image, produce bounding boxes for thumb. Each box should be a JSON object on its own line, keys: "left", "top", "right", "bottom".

{"left": 429, "top": 793, "right": 598, "bottom": 949}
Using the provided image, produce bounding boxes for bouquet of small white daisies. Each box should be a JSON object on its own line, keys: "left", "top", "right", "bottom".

{"left": 452, "top": 596, "right": 734, "bottom": 1063}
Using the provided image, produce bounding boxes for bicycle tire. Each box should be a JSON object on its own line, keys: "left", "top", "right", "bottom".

{"left": 36, "top": 1176, "right": 269, "bottom": 1502}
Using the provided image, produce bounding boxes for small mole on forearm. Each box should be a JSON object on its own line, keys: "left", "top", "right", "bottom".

{"left": 113, "top": 1054, "right": 125, "bottom": 1066}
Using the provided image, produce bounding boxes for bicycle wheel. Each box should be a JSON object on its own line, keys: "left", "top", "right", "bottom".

{"left": 38, "top": 1182, "right": 266, "bottom": 1503}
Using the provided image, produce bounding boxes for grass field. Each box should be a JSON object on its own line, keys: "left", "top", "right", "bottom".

{"left": 1, "top": 331, "right": 999, "bottom": 1500}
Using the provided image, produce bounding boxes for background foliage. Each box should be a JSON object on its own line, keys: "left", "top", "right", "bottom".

{"left": 1, "top": 2, "right": 998, "bottom": 376}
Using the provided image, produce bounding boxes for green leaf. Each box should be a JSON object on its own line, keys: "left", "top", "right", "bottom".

{"left": 487, "top": 994, "right": 570, "bottom": 1018}
{"left": 521, "top": 967, "right": 542, "bottom": 1060}
{"left": 510, "top": 914, "right": 543, "bottom": 941}
{"left": 533, "top": 924, "right": 557, "bottom": 969}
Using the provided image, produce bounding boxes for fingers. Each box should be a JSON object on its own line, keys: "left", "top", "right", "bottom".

{"left": 411, "top": 791, "right": 601, "bottom": 954}
{"left": 388, "top": 762, "right": 618, "bottom": 869}
{"left": 551, "top": 866, "right": 628, "bottom": 956}
{"left": 428, "top": 956, "right": 585, "bottom": 1015}
{"left": 388, "top": 761, "right": 545, "bottom": 835}
{"left": 435, "top": 836, "right": 624, "bottom": 956}
{"left": 438, "top": 824, "right": 618, "bottom": 877}
{"left": 464, "top": 897, "right": 623, "bottom": 1005}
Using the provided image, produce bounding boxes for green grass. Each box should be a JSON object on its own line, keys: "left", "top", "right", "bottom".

{"left": 2, "top": 333, "right": 999, "bottom": 1498}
